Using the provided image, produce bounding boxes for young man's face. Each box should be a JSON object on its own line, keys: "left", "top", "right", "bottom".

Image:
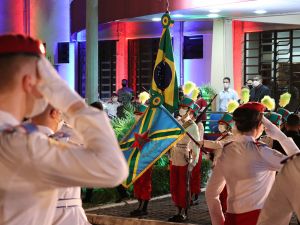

{"left": 247, "top": 80, "right": 253, "bottom": 86}
{"left": 122, "top": 80, "right": 127, "bottom": 87}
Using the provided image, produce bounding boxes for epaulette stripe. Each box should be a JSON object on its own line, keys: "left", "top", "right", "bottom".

{"left": 224, "top": 141, "right": 234, "bottom": 147}
{"left": 281, "top": 153, "right": 300, "bottom": 164}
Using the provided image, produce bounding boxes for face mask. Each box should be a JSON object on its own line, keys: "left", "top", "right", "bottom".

{"left": 135, "top": 115, "right": 141, "bottom": 121}
{"left": 253, "top": 80, "right": 260, "bottom": 87}
{"left": 112, "top": 97, "right": 118, "bottom": 102}
{"left": 218, "top": 124, "right": 226, "bottom": 133}
{"left": 179, "top": 108, "right": 188, "bottom": 116}
{"left": 122, "top": 83, "right": 127, "bottom": 87}
{"left": 223, "top": 83, "right": 229, "bottom": 89}
{"left": 248, "top": 85, "right": 253, "bottom": 89}
{"left": 55, "top": 119, "right": 64, "bottom": 132}
{"left": 25, "top": 95, "right": 48, "bottom": 118}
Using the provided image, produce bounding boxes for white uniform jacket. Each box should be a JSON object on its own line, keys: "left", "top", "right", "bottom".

{"left": 0, "top": 108, "right": 128, "bottom": 225}
{"left": 257, "top": 153, "right": 300, "bottom": 225}
{"left": 105, "top": 102, "right": 120, "bottom": 118}
{"left": 205, "top": 134, "right": 300, "bottom": 225}
{"left": 37, "top": 125, "right": 90, "bottom": 225}
{"left": 203, "top": 133, "right": 234, "bottom": 166}
{"left": 170, "top": 117, "right": 200, "bottom": 167}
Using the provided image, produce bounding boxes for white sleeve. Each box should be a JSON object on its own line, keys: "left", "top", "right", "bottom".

{"left": 260, "top": 146, "right": 287, "bottom": 171}
{"left": 278, "top": 137, "right": 300, "bottom": 156}
{"left": 187, "top": 124, "right": 200, "bottom": 167}
{"left": 217, "top": 94, "right": 220, "bottom": 111}
{"left": 205, "top": 162, "right": 225, "bottom": 225}
{"left": 203, "top": 135, "right": 233, "bottom": 150}
{"left": 198, "top": 122, "right": 204, "bottom": 141}
{"left": 30, "top": 107, "right": 129, "bottom": 188}
{"left": 233, "top": 90, "right": 239, "bottom": 101}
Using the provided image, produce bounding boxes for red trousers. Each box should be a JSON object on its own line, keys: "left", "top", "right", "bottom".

{"left": 134, "top": 165, "right": 153, "bottom": 200}
{"left": 224, "top": 209, "right": 261, "bottom": 225}
{"left": 170, "top": 161, "right": 190, "bottom": 208}
{"left": 220, "top": 185, "right": 228, "bottom": 213}
{"left": 191, "top": 151, "right": 202, "bottom": 195}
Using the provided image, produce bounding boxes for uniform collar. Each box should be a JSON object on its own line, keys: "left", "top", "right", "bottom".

{"left": 235, "top": 134, "right": 256, "bottom": 143}
{"left": 182, "top": 115, "right": 191, "bottom": 123}
{"left": 0, "top": 110, "right": 19, "bottom": 130}
{"left": 37, "top": 125, "right": 54, "bottom": 136}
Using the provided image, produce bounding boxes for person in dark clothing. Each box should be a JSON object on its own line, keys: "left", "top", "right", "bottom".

{"left": 273, "top": 114, "right": 300, "bottom": 155}
{"left": 249, "top": 75, "right": 271, "bottom": 102}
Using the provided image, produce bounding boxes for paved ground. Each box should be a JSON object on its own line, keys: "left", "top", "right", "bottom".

{"left": 88, "top": 192, "right": 299, "bottom": 225}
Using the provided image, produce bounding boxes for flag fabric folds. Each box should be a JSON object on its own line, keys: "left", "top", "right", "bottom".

{"left": 120, "top": 97, "right": 185, "bottom": 188}
{"left": 150, "top": 13, "right": 179, "bottom": 114}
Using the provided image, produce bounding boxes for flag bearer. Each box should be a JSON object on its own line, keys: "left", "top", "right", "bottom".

{"left": 168, "top": 97, "right": 200, "bottom": 222}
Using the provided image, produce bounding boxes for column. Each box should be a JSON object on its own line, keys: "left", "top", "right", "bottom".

{"left": 211, "top": 19, "right": 234, "bottom": 98}
{"left": 85, "top": 0, "right": 98, "bottom": 104}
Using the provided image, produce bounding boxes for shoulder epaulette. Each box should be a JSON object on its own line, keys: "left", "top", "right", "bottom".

{"left": 49, "top": 132, "right": 71, "bottom": 139}
{"left": 254, "top": 141, "right": 268, "bottom": 147}
{"left": 223, "top": 141, "right": 234, "bottom": 147}
{"left": 5, "top": 122, "right": 38, "bottom": 134}
{"left": 281, "top": 153, "right": 300, "bottom": 164}
{"left": 65, "top": 124, "right": 73, "bottom": 129}
{"left": 182, "top": 120, "right": 195, "bottom": 129}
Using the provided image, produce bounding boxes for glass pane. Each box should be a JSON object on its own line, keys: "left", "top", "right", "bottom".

{"left": 277, "top": 31, "right": 290, "bottom": 38}
{"left": 293, "top": 47, "right": 300, "bottom": 55}
{"left": 261, "top": 32, "right": 274, "bottom": 39}
{"left": 246, "top": 32, "right": 259, "bottom": 40}
{"left": 293, "top": 56, "right": 300, "bottom": 63}
{"left": 246, "top": 58, "right": 259, "bottom": 65}
{"left": 246, "top": 49, "right": 259, "bottom": 57}
{"left": 246, "top": 41, "right": 259, "bottom": 48}
{"left": 261, "top": 54, "right": 273, "bottom": 62}
{"left": 293, "top": 30, "right": 300, "bottom": 38}
{"left": 293, "top": 39, "right": 300, "bottom": 47}
{"left": 246, "top": 66, "right": 258, "bottom": 74}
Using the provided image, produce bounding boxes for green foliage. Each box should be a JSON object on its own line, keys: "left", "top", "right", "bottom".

{"left": 110, "top": 104, "right": 136, "bottom": 142}
{"left": 154, "top": 155, "right": 169, "bottom": 166}
{"left": 201, "top": 158, "right": 212, "bottom": 188}
{"left": 200, "top": 83, "right": 217, "bottom": 96}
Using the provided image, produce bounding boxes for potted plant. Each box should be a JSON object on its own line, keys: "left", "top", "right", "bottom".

{"left": 199, "top": 83, "right": 217, "bottom": 111}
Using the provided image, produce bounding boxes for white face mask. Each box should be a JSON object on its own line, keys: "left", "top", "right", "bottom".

{"left": 55, "top": 119, "right": 64, "bottom": 132}
{"left": 112, "top": 97, "right": 118, "bottom": 102}
{"left": 223, "top": 83, "right": 229, "bottom": 89}
{"left": 253, "top": 80, "right": 260, "bottom": 87}
{"left": 179, "top": 108, "right": 188, "bottom": 116}
{"left": 25, "top": 95, "right": 48, "bottom": 118}
{"left": 218, "top": 124, "right": 226, "bottom": 133}
{"left": 135, "top": 115, "right": 141, "bottom": 121}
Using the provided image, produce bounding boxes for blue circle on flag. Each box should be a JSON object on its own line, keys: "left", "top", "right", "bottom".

{"left": 154, "top": 60, "right": 172, "bottom": 91}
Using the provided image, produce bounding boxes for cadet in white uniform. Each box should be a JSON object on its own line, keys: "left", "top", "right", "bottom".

{"left": 32, "top": 105, "right": 90, "bottom": 225}
{"left": 205, "top": 102, "right": 300, "bottom": 225}
{"left": 0, "top": 34, "right": 128, "bottom": 225}
{"left": 257, "top": 153, "right": 300, "bottom": 225}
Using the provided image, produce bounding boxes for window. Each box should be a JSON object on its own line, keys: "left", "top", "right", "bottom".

{"left": 77, "top": 40, "right": 117, "bottom": 99}
{"left": 183, "top": 35, "right": 203, "bottom": 59}
{"left": 57, "top": 42, "right": 69, "bottom": 63}
{"left": 128, "top": 38, "right": 160, "bottom": 96}
{"left": 244, "top": 30, "right": 300, "bottom": 110}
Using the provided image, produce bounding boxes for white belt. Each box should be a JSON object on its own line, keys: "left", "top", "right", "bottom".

{"left": 56, "top": 198, "right": 82, "bottom": 208}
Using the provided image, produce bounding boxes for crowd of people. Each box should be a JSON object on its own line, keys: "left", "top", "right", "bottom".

{"left": 1, "top": 33, "right": 300, "bottom": 225}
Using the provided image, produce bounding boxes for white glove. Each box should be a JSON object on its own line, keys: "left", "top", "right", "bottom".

{"left": 37, "top": 56, "right": 83, "bottom": 113}
{"left": 262, "top": 116, "right": 286, "bottom": 142}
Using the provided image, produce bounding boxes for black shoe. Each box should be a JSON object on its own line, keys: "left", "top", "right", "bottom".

{"left": 82, "top": 197, "right": 93, "bottom": 203}
{"left": 130, "top": 209, "right": 148, "bottom": 216}
{"left": 168, "top": 206, "right": 181, "bottom": 222}
{"left": 115, "top": 191, "right": 130, "bottom": 203}
{"left": 190, "top": 199, "right": 199, "bottom": 206}
{"left": 176, "top": 214, "right": 188, "bottom": 222}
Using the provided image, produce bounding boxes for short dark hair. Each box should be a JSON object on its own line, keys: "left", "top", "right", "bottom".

{"left": 254, "top": 75, "right": 262, "bottom": 80}
{"left": 122, "top": 79, "right": 128, "bottom": 82}
{"left": 197, "top": 89, "right": 203, "bottom": 99}
{"left": 90, "top": 101, "right": 103, "bottom": 111}
{"left": 233, "top": 108, "right": 263, "bottom": 132}
{"left": 247, "top": 79, "right": 253, "bottom": 82}
{"left": 287, "top": 114, "right": 300, "bottom": 129}
{"left": 223, "top": 77, "right": 230, "bottom": 82}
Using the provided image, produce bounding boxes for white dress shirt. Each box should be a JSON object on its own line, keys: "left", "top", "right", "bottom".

{"left": 0, "top": 108, "right": 128, "bottom": 225}
{"left": 205, "top": 134, "right": 300, "bottom": 225}
{"left": 217, "top": 88, "right": 239, "bottom": 112}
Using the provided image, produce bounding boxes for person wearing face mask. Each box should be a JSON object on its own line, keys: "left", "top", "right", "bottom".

{"left": 128, "top": 103, "right": 155, "bottom": 216}
{"left": 259, "top": 112, "right": 282, "bottom": 148}
{"left": 205, "top": 102, "right": 300, "bottom": 225}
{"left": 168, "top": 97, "right": 200, "bottom": 222}
{"left": 217, "top": 77, "right": 239, "bottom": 112}
{"left": 117, "top": 79, "right": 133, "bottom": 102}
{"left": 200, "top": 112, "right": 235, "bottom": 213}
{"left": 31, "top": 105, "right": 91, "bottom": 225}
{"left": 249, "top": 75, "right": 271, "bottom": 103}
{"left": 188, "top": 104, "right": 204, "bottom": 206}
{"left": 247, "top": 79, "right": 253, "bottom": 90}
{"left": 0, "top": 34, "right": 128, "bottom": 225}
{"left": 105, "top": 93, "right": 120, "bottom": 118}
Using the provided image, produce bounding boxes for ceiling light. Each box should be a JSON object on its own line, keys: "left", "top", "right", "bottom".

{"left": 152, "top": 18, "right": 161, "bottom": 21}
{"left": 173, "top": 14, "right": 184, "bottom": 17}
{"left": 255, "top": 10, "right": 267, "bottom": 14}
{"left": 207, "top": 14, "right": 219, "bottom": 18}
{"left": 209, "top": 9, "right": 220, "bottom": 13}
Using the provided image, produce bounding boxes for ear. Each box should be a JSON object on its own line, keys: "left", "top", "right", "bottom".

{"left": 50, "top": 108, "right": 58, "bottom": 119}
{"left": 22, "top": 75, "right": 33, "bottom": 93}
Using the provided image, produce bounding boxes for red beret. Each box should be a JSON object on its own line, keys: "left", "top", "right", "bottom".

{"left": 111, "top": 93, "right": 118, "bottom": 97}
{"left": 238, "top": 102, "right": 266, "bottom": 112}
{"left": 0, "top": 34, "right": 46, "bottom": 56}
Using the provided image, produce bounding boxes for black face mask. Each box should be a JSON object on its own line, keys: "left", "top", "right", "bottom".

{"left": 122, "top": 83, "right": 127, "bottom": 87}
{"left": 179, "top": 92, "right": 184, "bottom": 98}
{"left": 248, "top": 85, "right": 253, "bottom": 89}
